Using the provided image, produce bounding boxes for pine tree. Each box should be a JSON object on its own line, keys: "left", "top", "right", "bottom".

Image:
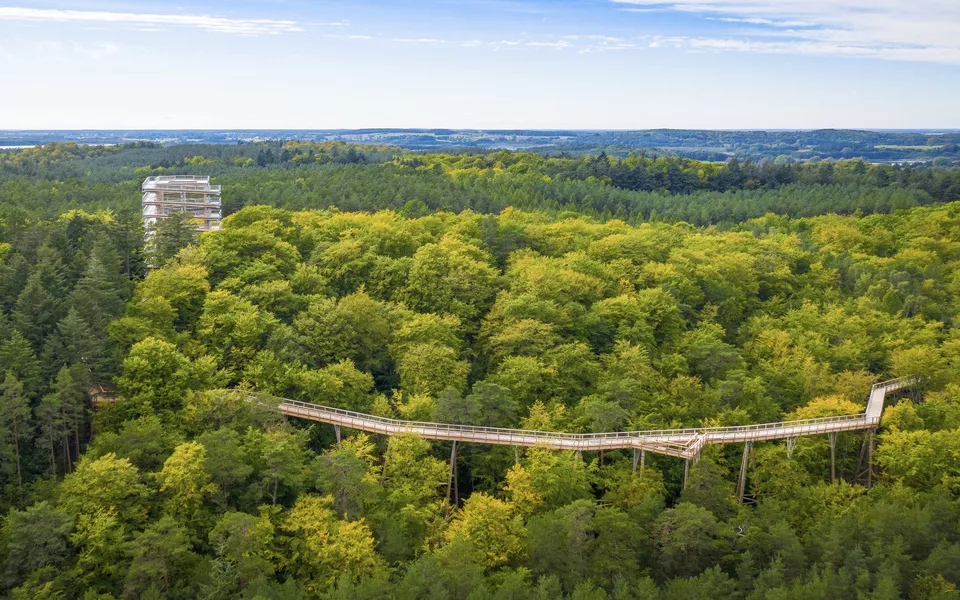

{"left": 12, "top": 245, "right": 66, "bottom": 349}
{"left": 71, "top": 237, "right": 128, "bottom": 332}
{"left": 42, "top": 308, "right": 101, "bottom": 380}
{"left": 151, "top": 212, "right": 197, "bottom": 266}
{"left": 53, "top": 365, "right": 90, "bottom": 472}
{"left": 35, "top": 392, "right": 62, "bottom": 476}
{"left": 0, "top": 330, "right": 42, "bottom": 397}
{"left": 1, "top": 373, "right": 32, "bottom": 489}
{"left": 109, "top": 210, "right": 147, "bottom": 279}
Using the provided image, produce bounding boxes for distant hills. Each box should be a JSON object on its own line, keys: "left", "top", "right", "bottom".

{"left": 2, "top": 128, "right": 959, "bottom": 163}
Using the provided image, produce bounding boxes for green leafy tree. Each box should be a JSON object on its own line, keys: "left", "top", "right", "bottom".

{"left": 209, "top": 511, "right": 276, "bottom": 589}
{"left": 58, "top": 452, "right": 151, "bottom": 527}
{"left": 123, "top": 515, "right": 199, "bottom": 598}
{"left": 2, "top": 502, "right": 74, "bottom": 588}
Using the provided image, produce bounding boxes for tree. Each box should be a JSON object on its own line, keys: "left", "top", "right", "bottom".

{"left": 522, "top": 447, "right": 592, "bottom": 512}
{"left": 442, "top": 493, "right": 526, "bottom": 569}
{"left": 124, "top": 515, "right": 199, "bottom": 598}
{"left": 209, "top": 511, "right": 276, "bottom": 589}
{"left": 58, "top": 452, "right": 151, "bottom": 527}
{"left": 281, "top": 495, "right": 382, "bottom": 590}
{"left": 468, "top": 381, "right": 518, "bottom": 428}
{"left": 0, "top": 330, "right": 41, "bottom": 397}
{"left": 151, "top": 211, "right": 198, "bottom": 265}
{"left": 12, "top": 245, "right": 65, "bottom": 349}
{"left": 197, "top": 428, "right": 254, "bottom": 506}
{"left": 41, "top": 308, "right": 101, "bottom": 379}
{"left": 115, "top": 336, "right": 221, "bottom": 413}
{"left": 655, "top": 502, "right": 733, "bottom": 581}
{"left": 396, "top": 342, "right": 469, "bottom": 396}
{"left": 527, "top": 499, "right": 645, "bottom": 593}
{"left": 2, "top": 502, "right": 74, "bottom": 588}
{"left": 0, "top": 372, "right": 31, "bottom": 488}
{"left": 88, "top": 414, "right": 183, "bottom": 472}
{"left": 35, "top": 392, "right": 63, "bottom": 476}
{"left": 436, "top": 387, "right": 481, "bottom": 425}
{"left": 678, "top": 456, "right": 737, "bottom": 520}
{"left": 134, "top": 261, "right": 210, "bottom": 329}
{"left": 155, "top": 441, "right": 218, "bottom": 527}
{"left": 403, "top": 239, "right": 499, "bottom": 324}
{"left": 69, "top": 507, "right": 129, "bottom": 597}
{"left": 52, "top": 364, "right": 90, "bottom": 472}
{"left": 376, "top": 434, "right": 448, "bottom": 563}
{"left": 315, "top": 434, "right": 380, "bottom": 519}
{"left": 70, "top": 236, "right": 129, "bottom": 334}
{"left": 247, "top": 426, "right": 310, "bottom": 505}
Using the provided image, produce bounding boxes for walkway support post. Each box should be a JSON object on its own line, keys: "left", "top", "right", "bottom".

{"left": 641, "top": 449, "right": 646, "bottom": 472}
{"left": 683, "top": 459, "right": 690, "bottom": 490}
{"left": 514, "top": 446, "right": 519, "bottom": 466}
{"left": 866, "top": 429, "right": 875, "bottom": 488}
{"left": 786, "top": 437, "right": 798, "bottom": 458}
{"left": 633, "top": 448, "right": 640, "bottom": 474}
{"left": 828, "top": 432, "right": 838, "bottom": 484}
{"left": 737, "top": 441, "right": 753, "bottom": 504}
{"left": 334, "top": 424, "right": 341, "bottom": 447}
{"left": 447, "top": 441, "right": 458, "bottom": 504}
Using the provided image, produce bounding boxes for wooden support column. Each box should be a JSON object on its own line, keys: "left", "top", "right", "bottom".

{"left": 866, "top": 429, "right": 875, "bottom": 488}
{"left": 640, "top": 449, "right": 646, "bottom": 472}
{"left": 447, "top": 441, "right": 458, "bottom": 504}
{"left": 632, "top": 448, "right": 640, "bottom": 474}
{"left": 828, "top": 432, "right": 838, "bottom": 484}
{"left": 786, "top": 437, "right": 798, "bottom": 458}
{"left": 514, "top": 446, "right": 519, "bottom": 466}
{"left": 737, "top": 441, "right": 753, "bottom": 504}
{"left": 334, "top": 424, "right": 341, "bottom": 447}
{"left": 683, "top": 458, "right": 690, "bottom": 490}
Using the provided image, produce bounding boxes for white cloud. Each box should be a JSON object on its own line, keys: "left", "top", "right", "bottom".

{"left": 324, "top": 33, "right": 374, "bottom": 40}
{"left": 0, "top": 7, "right": 303, "bottom": 35}
{"left": 612, "top": 0, "right": 960, "bottom": 64}
{"left": 393, "top": 38, "right": 446, "bottom": 44}
{"left": 525, "top": 40, "right": 573, "bottom": 49}
{"left": 461, "top": 39, "right": 483, "bottom": 47}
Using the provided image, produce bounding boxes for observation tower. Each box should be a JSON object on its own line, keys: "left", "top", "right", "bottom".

{"left": 141, "top": 175, "right": 222, "bottom": 238}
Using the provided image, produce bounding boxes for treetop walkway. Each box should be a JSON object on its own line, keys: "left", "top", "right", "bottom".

{"left": 271, "top": 376, "right": 914, "bottom": 460}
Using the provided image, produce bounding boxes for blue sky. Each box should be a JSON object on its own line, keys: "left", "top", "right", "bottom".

{"left": 1, "top": 0, "right": 959, "bottom": 129}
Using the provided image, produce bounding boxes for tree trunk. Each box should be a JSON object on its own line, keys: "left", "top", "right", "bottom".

{"left": 62, "top": 420, "right": 72, "bottom": 473}
{"left": 48, "top": 432, "right": 56, "bottom": 476}
{"left": 12, "top": 419, "right": 22, "bottom": 489}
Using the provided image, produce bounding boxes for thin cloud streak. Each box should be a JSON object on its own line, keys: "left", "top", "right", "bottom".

{"left": 613, "top": 0, "right": 960, "bottom": 64}
{"left": 0, "top": 7, "right": 303, "bottom": 35}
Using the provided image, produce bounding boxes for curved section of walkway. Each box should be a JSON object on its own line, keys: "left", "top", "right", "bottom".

{"left": 272, "top": 377, "right": 914, "bottom": 459}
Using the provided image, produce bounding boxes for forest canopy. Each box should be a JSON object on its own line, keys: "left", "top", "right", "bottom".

{"left": 1, "top": 143, "right": 960, "bottom": 599}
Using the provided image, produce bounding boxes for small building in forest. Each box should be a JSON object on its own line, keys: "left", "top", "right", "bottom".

{"left": 88, "top": 382, "right": 118, "bottom": 409}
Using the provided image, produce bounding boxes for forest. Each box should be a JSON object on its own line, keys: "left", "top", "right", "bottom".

{"left": 3, "top": 129, "right": 959, "bottom": 163}
{"left": 1, "top": 142, "right": 960, "bottom": 599}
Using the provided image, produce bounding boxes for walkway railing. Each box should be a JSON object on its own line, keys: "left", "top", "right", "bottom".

{"left": 254, "top": 376, "right": 916, "bottom": 460}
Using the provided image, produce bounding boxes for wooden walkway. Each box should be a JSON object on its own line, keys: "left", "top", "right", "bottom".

{"left": 274, "top": 377, "right": 914, "bottom": 460}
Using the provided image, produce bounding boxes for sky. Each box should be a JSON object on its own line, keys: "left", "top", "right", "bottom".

{"left": 1, "top": 0, "right": 959, "bottom": 129}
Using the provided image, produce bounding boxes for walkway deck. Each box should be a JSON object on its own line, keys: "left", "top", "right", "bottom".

{"left": 274, "top": 377, "right": 914, "bottom": 459}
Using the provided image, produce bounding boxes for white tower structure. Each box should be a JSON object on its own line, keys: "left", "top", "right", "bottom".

{"left": 141, "top": 175, "right": 222, "bottom": 239}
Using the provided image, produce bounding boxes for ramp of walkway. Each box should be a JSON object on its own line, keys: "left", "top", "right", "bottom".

{"left": 272, "top": 377, "right": 914, "bottom": 459}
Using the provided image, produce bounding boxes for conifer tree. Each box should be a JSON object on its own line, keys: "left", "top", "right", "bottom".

{"left": 12, "top": 245, "right": 65, "bottom": 349}
{"left": 0, "top": 330, "right": 42, "bottom": 397}
{"left": 0, "top": 373, "right": 31, "bottom": 489}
